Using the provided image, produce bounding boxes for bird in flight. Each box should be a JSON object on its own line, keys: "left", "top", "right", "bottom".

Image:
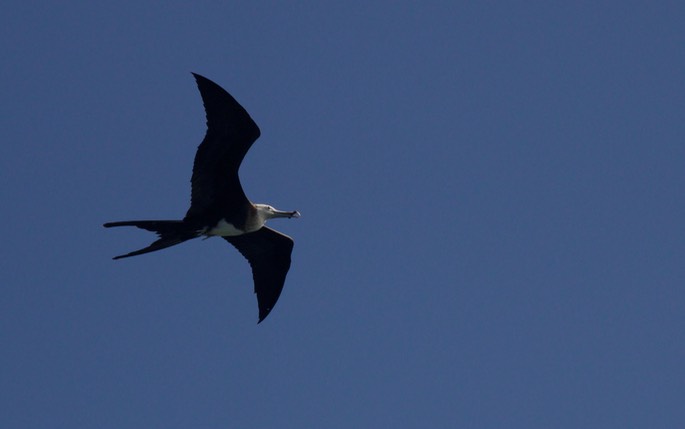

{"left": 104, "top": 73, "right": 300, "bottom": 323}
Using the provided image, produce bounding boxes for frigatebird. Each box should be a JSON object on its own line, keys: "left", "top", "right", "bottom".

{"left": 104, "top": 73, "right": 300, "bottom": 323}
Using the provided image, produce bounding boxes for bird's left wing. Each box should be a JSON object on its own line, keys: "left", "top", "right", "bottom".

{"left": 223, "top": 227, "right": 294, "bottom": 323}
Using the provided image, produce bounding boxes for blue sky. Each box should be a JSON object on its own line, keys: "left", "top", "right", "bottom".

{"left": 2, "top": 1, "right": 684, "bottom": 427}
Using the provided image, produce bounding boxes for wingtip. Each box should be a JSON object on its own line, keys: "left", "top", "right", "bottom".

{"left": 257, "top": 311, "right": 270, "bottom": 324}
{"left": 191, "top": 72, "right": 206, "bottom": 83}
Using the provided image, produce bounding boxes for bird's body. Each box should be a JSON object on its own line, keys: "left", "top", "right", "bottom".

{"left": 104, "top": 73, "right": 299, "bottom": 323}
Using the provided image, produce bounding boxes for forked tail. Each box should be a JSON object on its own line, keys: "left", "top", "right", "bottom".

{"left": 103, "top": 220, "right": 199, "bottom": 260}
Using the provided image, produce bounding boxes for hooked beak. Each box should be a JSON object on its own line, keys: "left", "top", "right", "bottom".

{"left": 274, "top": 209, "right": 300, "bottom": 219}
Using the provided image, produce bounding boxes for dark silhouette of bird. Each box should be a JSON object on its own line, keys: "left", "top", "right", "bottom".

{"left": 104, "top": 73, "right": 300, "bottom": 323}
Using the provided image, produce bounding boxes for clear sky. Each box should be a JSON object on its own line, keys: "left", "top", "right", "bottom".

{"left": 2, "top": 1, "right": 684, "bottom": 428}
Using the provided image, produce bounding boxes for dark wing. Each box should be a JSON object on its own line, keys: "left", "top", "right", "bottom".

{"left": 185, "top": 73, "right": 261, "bottom": 220}
{"left": 223, "top": 227, "right": 295, "bottom": 323}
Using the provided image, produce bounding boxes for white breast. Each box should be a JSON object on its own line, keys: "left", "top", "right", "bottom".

{"left": 207, "top": 219, "right": 245, "bottom": 236}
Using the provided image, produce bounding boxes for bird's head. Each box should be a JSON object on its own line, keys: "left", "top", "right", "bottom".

{"left": 254, "top": 204, "right": 301, "bottom": 220}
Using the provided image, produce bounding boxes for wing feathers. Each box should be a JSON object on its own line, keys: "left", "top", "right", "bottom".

{"left": 223, "top": 227, "right": 294, "bottom": 322}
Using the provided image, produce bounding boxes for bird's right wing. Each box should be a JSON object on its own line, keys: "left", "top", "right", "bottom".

{"left": 186, "top": 73, "right": 261, "bottom": 219}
